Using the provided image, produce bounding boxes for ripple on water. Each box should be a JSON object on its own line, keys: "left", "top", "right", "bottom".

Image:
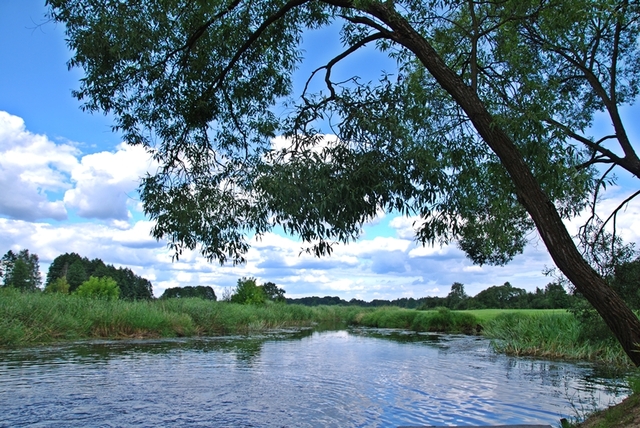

{"left": 0, "top": 331, "right": 631, "bottom": 427}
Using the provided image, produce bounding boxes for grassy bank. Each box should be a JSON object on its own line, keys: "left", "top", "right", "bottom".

{"left": 481, "top": 311, "right": 631, "bottom": 367}
{"left": 0, "top": 290, "right": 479, "bottom": 346}
{"left": 0, "top": 289, "right": 364, "bottom": 345}
{"left": 0, "top": 290, "right": 633, "bottom": 367}
{"left": 350, "top": 306, "right": 479, "bottom": 333}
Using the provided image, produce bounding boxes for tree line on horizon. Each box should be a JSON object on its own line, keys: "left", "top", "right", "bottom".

{"left": 287, "top": 257, "right": 640, "bottom": 311}
{"left": 2, "top": 248, "right": 638, "bottom": 313}
{"left": 286, "top": 281, "right": 571, "bottom": 310}
{"left": 1, "top": 249, "right": 153, "bottom": 300}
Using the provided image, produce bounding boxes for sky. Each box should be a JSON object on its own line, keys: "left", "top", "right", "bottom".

{"left": 1, "top": 1, "right": 639, "bottom": 300}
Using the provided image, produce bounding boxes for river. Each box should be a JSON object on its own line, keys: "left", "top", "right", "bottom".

{"left": 0, "top": 329, "right": 630, "bottom": 427}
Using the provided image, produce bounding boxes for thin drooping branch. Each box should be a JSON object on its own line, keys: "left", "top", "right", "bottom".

{"left": 161, "top": 0, "right": 243, "bottom": 66}
{"left": 596, "top": 189, "right": 640, "bottom": 242}
{"left": 523, "top": 29, "right": 640, "bottom": 173}
{"left": 544, "top": 117, "right": 628, "bottom": 167}
{"left": 579, "top": 162, "right": 616, "bottom": 244}
{"left": 211, "top": 0, "right": 313, "bottom": 90}
{"left": 468, "top": 0, "right": 479, "bottom": 92}
{"left": 305, "top": 32, "right": 387, "bottom": 99}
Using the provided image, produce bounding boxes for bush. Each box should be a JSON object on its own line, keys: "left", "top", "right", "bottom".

{"left": 74, "top": 276, "right": 120, "bottom": 300}
{"left": 230, "top": 277, "right": 266, "bottom": 305}
{"left": 44, "top": 277, "right": 70, "bottom": 294}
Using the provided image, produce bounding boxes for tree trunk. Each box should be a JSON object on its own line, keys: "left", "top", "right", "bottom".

{"left": 366, "top": 2, "right": 640, "bottom": 366}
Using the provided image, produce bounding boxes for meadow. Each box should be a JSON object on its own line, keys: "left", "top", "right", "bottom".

{"left": 0, "top": 288, "right": 633, "bottom": 367}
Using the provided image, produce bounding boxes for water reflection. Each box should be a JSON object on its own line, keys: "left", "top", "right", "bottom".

{"left": 0, "top": 329, "right": 631, "bottom": 427}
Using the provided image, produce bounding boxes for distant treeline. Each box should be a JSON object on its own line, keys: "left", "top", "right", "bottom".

{"left": 45, "top": 252, "right": 153, "bottom": 300}
{"left": 287, "top": 256, "right": 640, "bottom": 310}
{"left": 287, "top": 282, "right": 575, "bottom": 310}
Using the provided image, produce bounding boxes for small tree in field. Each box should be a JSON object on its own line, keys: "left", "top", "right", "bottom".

{"left": 230, "top": 277, "right": 266, "bottom": 305}
{"left": 74, "top": 276, "right": 120, "bottom": 300}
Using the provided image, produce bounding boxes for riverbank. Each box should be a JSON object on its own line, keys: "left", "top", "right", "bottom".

{"left": 2, "top": 289, "right": 638, "bottom": 426}
{"left": 0, "top": 289, "right": 633, "bottom": 367}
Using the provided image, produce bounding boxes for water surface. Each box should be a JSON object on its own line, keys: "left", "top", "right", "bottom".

{"left": 0, "top": 329, "right": 630, "bottom": 427}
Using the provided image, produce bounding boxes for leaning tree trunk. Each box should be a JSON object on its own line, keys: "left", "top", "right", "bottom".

{"left": 364, "top": 2, "right": 640, "bottom": 366}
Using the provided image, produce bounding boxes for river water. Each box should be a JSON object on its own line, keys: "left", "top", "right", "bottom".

{"left": 0, "top": 329, "right": 630, "bottom": 427}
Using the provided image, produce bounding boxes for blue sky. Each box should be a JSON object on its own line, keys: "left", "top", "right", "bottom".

{"left": 1, "top": 1, "right": 638, "bottom": 300}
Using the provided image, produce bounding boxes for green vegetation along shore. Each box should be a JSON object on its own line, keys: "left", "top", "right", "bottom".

{"left": 3, "top": 288, "right": 640, "bottom": 426}
{"left": 1, "top": 289, "right": 634, "bottom": 367}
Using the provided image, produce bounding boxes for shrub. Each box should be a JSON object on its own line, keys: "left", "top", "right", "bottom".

{"left": 74, "top": 276, "right": 120, "bottom": 300}
{"left": 230, "top": 277, "right": 266, "bottom": 305}
{"left": 44, "top": 277, "right": 70, "bottom": 294}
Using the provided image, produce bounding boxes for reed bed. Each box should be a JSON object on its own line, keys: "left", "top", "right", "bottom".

{"left": 483, "top": 311, "right": 631, "bottom": 367}
{"left": 0, "top": 289, "right": 370, "bottom": 345}
{"left": 0, "top": 289, "right": 633, "bottom": 367}
{"left": 351, "top": 306, "right": 478, "bottom": 333}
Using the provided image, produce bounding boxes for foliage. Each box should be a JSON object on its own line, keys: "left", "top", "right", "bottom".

{"left": 229, "top": 277, "right": 267, "bottom": 305}
{"left": 611, "top": 257, "right": 640, "bottom": 310}
{"left": 66, "top": 260, "right": 87, "bottom": 292}
{"left": 161, "top": 285, "right": 217, "bottom": 300}
{"left": 45, "top": 0, "right": 616, "bottom": 264}
{"left": 1, "top": 249, "right": 41, "bottom": 291}
{"left": 446, "top": 282, "right": 469, "bottom": 310}
{"left": 44, "top": 276, "right": 70, "bottom": 294}
{"left": 261, "top": 281, "right": 286, "bottom": 302}
{"left": 46, "top": 252, "right": 153, "bottom": 299}
{"left": 287, "top": 282, "right": 574, "bottom": 310}
{"left": 46, "top": 0, "right": 640, "bottom": 363}
{"left": 474, "top": 282, "right": 528, "bottom": 309}
{"left": 74, "top": 276, "right": 120, "bottom": 300}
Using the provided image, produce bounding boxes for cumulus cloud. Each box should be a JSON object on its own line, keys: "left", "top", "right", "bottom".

{"left": 0, "top": 111, "right": 78, "bottom": 220}
{"left": 0, "top": 111, "right": 158, "bottom": 223}
{"left": 64, "top": 143, "right": 157, "bottom": 220}
{"left": 3, "top": 111, "right": 639, "bottom": 301}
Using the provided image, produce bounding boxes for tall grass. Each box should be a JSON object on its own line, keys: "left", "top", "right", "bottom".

{"left": 0, "top": 291, "right": 480, "bottom": 346}
{"left": 483, "top": 311, "right": 631, "bottom": 366}
{"left": 351, "top": 306, "right": 478, "bottom": 333}
{"left": 0, "top": 289, "right": 372, "bottom": 346}
{"left": 1, "top": 290, "right": 633, "bottom": 368}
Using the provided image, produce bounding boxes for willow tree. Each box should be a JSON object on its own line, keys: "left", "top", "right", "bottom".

{"left": 47, "top": 0, "right": 640, "bottom": 364}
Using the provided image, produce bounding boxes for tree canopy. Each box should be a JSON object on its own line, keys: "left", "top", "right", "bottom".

{"left": 47, "top": 0, "right": 640, "bottom": 364}
{"left": 161, "top": 285, "right": 217, "bottom": 300}
{"left": 46, "top": 252, "right": 153, "bottom": 299}
{"left": 1, "top": 249, "right": 42, "bottom": 291}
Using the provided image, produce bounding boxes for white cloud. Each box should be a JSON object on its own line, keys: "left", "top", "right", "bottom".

{"left": 3, "top": 112, "right": 639, "bottom": 301}
{"left": 64, "top": 143, "right": 157, "bottom": 220}
{"left": 0, "top": 111, "right": 78, "bottom": 220}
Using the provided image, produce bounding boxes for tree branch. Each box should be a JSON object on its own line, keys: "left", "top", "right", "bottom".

{"left": 596, "top": 189, "right": 640, "bottom": 243}
{"left": 544, "top": 117, "right": 625, "bottom": 164}
{"left": 212, "top": 0, "right": 313, "bottom": 90}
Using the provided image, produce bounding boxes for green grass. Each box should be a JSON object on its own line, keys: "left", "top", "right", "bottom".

{"left": 352, "top": 306, "right": 478, "bottom": 333}
{"left": 0, "top": 290, "right": 633, "bottom": 368}
{"left": 0, "top": 289, "right": 378, "bottom": 346}
{"left": 481, "top": 311, "right": 631, "bottom": 366}
{"left": 0, "top": 291, "right": 480, "bottom": 346}
{"left": 464, "top": 308, "right": 567, "bottom": 324}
